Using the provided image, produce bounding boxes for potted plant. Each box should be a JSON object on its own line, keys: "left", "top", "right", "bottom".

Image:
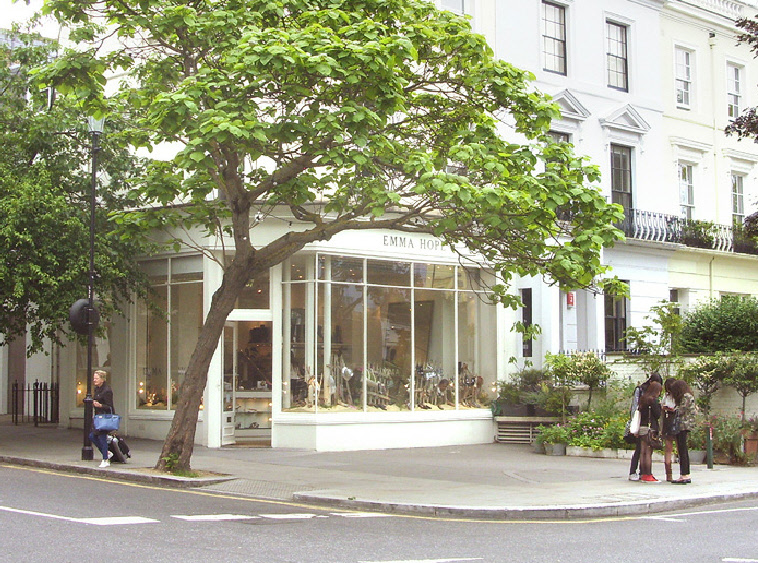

{"left": 687, "top": 420, "right": 708, "bottom": 464}
{"left": 537, "top": 423, "right": 569, "bottom": 455}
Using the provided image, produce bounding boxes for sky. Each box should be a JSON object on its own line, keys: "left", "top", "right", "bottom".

{"left": 2, "top": 0, "right": 62, "bottom": 39}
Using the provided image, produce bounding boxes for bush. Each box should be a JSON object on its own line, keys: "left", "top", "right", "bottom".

{"left": 536, "top": 423, "right": 570, "bottom": 445}
{"left": 563, "top": 411, "right": 628, "bottom": 450}
{"left": 680, "top": 296, "right": 758, "bottom": 354}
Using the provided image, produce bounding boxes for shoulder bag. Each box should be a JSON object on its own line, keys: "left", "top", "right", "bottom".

{"left": 645, "top": 406, "right": 663, "bottom": 449}
{"left": 93, "top": 406, "right": 120, "bottom": 432}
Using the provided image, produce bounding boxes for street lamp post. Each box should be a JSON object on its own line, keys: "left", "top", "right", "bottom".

{"left": 81, "top": 115, "right": 104, "bottom": 461}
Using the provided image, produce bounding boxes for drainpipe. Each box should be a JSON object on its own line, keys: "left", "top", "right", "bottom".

{"left": 709, "top": 255, "right": 715, "bottom": 298}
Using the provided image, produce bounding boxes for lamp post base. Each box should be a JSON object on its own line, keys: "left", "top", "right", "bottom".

{"left": 81, "top": 445, "right": 94, "bottom": 461}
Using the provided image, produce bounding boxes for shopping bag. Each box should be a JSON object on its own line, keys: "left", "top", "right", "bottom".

{"left": 629, "top": 409, "right": 641, "bottom": 435}
{"left": 93, "top": 413, "right": 121, "bottom": 432}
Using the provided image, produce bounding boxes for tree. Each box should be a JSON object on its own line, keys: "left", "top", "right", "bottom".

{"left": 726, "top": 354, "right": 758, "bottom": 423}
{"left": 679, "top": 296, "right": 758, "bottom": 354}
{"left": 40, "top": 0, "right": 625, "bottom": 471}
{"left": 0, "top": 26, "right": 150, "bottom": 354}
{"left": 622, "top": 301, "right": 684, "bottom": 379}
{"left": 678, "top": 353, "right": 734, "bottom": 415}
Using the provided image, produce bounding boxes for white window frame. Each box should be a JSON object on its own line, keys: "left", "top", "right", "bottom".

{"left": 727, "top": 62, "right": 743, "bottom": 119}
{"left": 606, "top": 20, "right": 629, "bottom": 92}
{"left": 732, "top": 173, "right": 745, "bottom": 224}
{"left": 679, "top": 162, "right": 695, "bottom": 220}
{"left": 542, "top": 1, "right": 567, "bottom": 75}
{"left": 675, "top": 47, "right": 693, "bottom": 109}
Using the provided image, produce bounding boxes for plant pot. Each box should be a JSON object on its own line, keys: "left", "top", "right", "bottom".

{"left": 533, "top": 441, "right": 545, "bottom": 454}
{"left": 544, "top": 443, "right": 566, "bottom": 456}
{"left": 744, "top": 437, "right": 758, "bottom": 458}
{"left": 689, "top": 450, "right": 706, "bottom": 465}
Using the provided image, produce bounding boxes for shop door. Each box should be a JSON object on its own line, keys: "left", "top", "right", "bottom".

{"left": 222, "top": 321, "right": 273, "bottom": 445}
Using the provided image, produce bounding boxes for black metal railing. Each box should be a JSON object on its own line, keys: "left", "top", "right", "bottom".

{"left": 618, "top": 209, "right": 758, "bottom": 255}
{"left": 11, "top": 380, "right": 59, "bottom": 426}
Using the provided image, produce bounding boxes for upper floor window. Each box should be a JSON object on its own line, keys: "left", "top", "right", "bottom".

{"left": 548, "top": 130, "right": 570, "bottom": 144}
{"left": 675, "top": 47, "right": 693, "bottom": 108}
{"left": 542, "top": 1, "right": 567, "bottom": 75}
{"left": 679, "top": 162, "right": 695, "bottom": 220}
{"left": 611, "top": 144, "right": 632, "bottom": 211}
{"left": 606, "top": 21, "right": 628, "bottom": 92}
{"left": 440, "top": 0, "right": 464, "bottom": 13}
{"left": 727, "top": 63, "right": 743, "bottom": 119}
{"left": 732, "top": 173, "right": 745, "bottom": 224}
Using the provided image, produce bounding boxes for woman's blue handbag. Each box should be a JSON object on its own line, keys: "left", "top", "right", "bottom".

{"left": 93, "top": 413, "right": 121, "bottom": 432}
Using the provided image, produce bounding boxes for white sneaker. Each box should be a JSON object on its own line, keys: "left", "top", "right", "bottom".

{"left": 628, "top": 473, "right": 640, "bottom": 481}
{"left": 99, "top": 459, "right": 110, "bottom": 468}
{"left": 107, "top": 451, "right": 114, "bottom": 460}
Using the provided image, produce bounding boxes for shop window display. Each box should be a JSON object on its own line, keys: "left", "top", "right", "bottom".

{"left": 282, "top": 253, "right": 497, "bottom": 413}
{"left": 135, "top": 256, "right": 203, "bottom": 410}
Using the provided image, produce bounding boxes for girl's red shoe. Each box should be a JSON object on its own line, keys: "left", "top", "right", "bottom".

{"left": 640, "top": 474, "right": 659, "bottom": 482}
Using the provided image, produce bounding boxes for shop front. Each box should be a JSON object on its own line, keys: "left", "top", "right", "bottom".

{"left": 269, "top": 230, "right": 505, "bottom": 451}
{"left": 122, "top": 229, "right": 506, "bottom": 451}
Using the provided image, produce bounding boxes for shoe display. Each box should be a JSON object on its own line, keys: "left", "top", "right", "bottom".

{"left": 628, "top": 474, "right": 640, "bottom": 481}
{"left": 99, "top": 459, "right": 110, "bottom": 468}
{"left": 640, "top": 474, "right": 659, "bottom": 482}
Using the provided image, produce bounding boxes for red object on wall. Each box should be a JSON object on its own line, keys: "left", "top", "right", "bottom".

{"left": 566, "top": 291, "right": 575, "bottom": 308}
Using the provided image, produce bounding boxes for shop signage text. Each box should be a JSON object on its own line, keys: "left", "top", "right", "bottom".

{"left": 383, "top": 235, "right": 442, "bottom": 252}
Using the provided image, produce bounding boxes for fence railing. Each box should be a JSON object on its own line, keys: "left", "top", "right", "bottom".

{"left": 11, "top": 380, "right": 59, "bottom": 426}
{"left": 618, "top": 209, "right": 758, "bottom": 255}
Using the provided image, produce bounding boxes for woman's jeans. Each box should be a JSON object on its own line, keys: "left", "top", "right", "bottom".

{"left": 676, "top": 430, "right": 690, "bottom": 476}
{"left": 89, "top": 430, "right": 108, "bottom": 460}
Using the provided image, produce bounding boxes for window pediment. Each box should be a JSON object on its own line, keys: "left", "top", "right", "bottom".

{"left": 600, "top": 104, "right": 650, "bottom": 135}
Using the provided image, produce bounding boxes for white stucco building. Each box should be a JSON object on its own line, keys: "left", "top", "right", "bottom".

{"left": 3, "top": 0, "right": 758, "bottom": 450}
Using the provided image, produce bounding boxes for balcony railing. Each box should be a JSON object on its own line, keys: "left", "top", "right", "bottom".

{"left": 618, "top": 209, "right": 758, "bottom": 255}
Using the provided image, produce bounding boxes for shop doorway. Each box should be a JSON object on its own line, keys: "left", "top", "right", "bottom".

{"left": 222, "top": 321, "right": 273, "bottom": 446}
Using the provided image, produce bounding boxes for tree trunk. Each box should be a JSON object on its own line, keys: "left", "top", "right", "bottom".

{"left": 155, "top": 258, "right": 253, "bottom": 471}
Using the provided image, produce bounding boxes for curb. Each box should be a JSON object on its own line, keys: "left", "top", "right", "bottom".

{"left": 0, "top": 456, "right": 234, "bottom": 489}
{"left": 291, "top": 489, "right": 758, "bottom": 520}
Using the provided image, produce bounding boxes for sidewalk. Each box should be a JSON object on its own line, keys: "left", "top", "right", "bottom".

{"left": 2, "top": 420, "right": 758, "bottom": 520}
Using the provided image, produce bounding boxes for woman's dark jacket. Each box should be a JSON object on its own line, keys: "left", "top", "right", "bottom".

{"left": 639, "top": 399, "right": 661, "bottom": 432}
{"left": 93, "top": 383, "right": 114, "bottom": 415}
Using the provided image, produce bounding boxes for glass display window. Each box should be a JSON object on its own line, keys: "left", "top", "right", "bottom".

{"left": 282, "top": 252, "right": 498, "bottom": 414}
{"left": 135, "top": 256, "right": 203, "bottom": 411}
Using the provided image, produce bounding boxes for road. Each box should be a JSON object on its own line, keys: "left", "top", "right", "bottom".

{"left": 1, "top": 464, "right": 757, "bottom": 563}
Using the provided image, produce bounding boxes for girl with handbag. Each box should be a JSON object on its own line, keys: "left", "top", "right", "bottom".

{"left": 628, "top": 372, "right": 662, "bottom": 481}
{"left": 637, "top": 380, "right": 662, "bottom": 482}
{"left": 89, "top": 369, "right": 115, "bottom": 468}
{"left": 669, "top": 379, "right": 696, "bottom": 484}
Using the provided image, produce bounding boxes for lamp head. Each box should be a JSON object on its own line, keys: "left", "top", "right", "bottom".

{"left": 87, "top": 115, "right": 105, "bottom": 134}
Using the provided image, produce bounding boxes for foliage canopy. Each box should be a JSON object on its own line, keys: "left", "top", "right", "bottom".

{"left": 39, "top": 0, "right": 625, "bottom": 470}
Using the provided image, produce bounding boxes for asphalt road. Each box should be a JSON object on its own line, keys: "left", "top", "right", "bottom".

{"left": 1, "top": 464, "right": 757, "bottom": 563}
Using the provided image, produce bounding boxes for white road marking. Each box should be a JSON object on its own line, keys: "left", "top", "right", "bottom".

{"left": 641, "top": 515, "right": 687, "bottom": 522}
{"left": 0, "top": 505, "right": 157, "bottom": 526}
{"left": 651, "top": 506, "right": 758, "bottom": 518}
{"left": 172, "top": 514, "right": 260, "bottom": 521}
{"left": 358, "top": 559, "right": 483, "bottom": 563}
{"left": 72, "top": 516, "right": 159, "bottom": 526}
{"left": 0, "top": 505, "right": 72, "bottom": 522}
{"left": 332, "top": 512, "right": 394, "bottom": 518}
{"left": 258, "top": 512, "right": 320, "bottom": 519}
